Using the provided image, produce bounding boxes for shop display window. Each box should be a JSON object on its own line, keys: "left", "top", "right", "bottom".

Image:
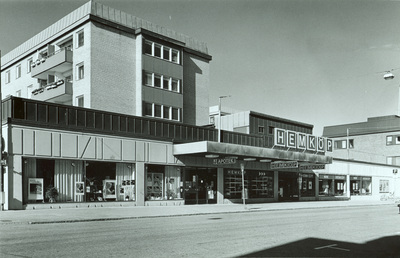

{"left": 224, "top": 170, "right": 273, "bottom": 199}
{"left": 146, "top": 165, "right": 182, "bottom": 201}
{"left": 319, "top": 174, "right": 346, "bottom": 196}
{"left": 300, "top": 173, "right": 314, "bottom": 197}
{"left": 350, "top": 176, "right": 371, "bottom": 195}
{"left": 224, "top": 170, "right": 248, "bottom": 199}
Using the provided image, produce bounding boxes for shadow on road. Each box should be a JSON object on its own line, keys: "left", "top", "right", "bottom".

{"left": 240, "top": 235, "right": 400, "bottom": 257}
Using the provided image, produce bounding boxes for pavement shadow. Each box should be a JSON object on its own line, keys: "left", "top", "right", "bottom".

{"left": 240, "top": 235, "right": 400, "bottom": 257}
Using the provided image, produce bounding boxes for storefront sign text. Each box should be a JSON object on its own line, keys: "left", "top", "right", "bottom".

{"left": 274, "top": 128, "right": 333, "bottom": 153}
{"left": 213, "top": 158, "right": 237, "bottom": 165}
{"left": 270, "top": 161, "right": 298, "bottom": 169}
{"left": 299, "top": 164, "right": 325, "bottom": 170}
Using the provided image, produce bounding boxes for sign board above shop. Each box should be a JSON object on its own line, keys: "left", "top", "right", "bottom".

{"left": 274, "top": 128, "right": 333, "bottom": 153}
{"left": 270, "top": 161, "right": 298, "bottom": 169}
{"left": 213, "top": 158, "right": 237, "bottom": 165}
{"left": 299, "top": 164, "right": 325, "bottom": 170}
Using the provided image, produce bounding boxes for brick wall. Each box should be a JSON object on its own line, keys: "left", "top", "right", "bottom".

{"left": 89, "top": 22, "right": 136, "bottom": 115}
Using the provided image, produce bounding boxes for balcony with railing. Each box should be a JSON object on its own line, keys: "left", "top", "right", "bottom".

{"left": 30, "top": 79, "right": 73, "bottom": 103}
{"left": 31, "top": 47, "right": 73, "bottom": 80}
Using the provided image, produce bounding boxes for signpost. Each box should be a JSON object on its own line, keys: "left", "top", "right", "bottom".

{"left": 240, "top": 163, "right": 246, "bottom": 207}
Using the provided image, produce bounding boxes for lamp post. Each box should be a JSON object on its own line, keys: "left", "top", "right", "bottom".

{"left": 240, "top": 162, "right": 246, "bottom": 207}
{"left": 218, "top": 95, "right": 230, "bottom": 143}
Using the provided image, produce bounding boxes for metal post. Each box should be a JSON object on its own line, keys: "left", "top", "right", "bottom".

{"left": 240, "top": 162, "right": 246, "bottom": 207}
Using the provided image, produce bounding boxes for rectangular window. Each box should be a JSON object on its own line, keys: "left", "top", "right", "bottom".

{"left": 5, "top": 70, "right": 10, "bottom": 84}
{"left": 144, "top": 72, "right": 153, "bottom": 86}
{"left": 16, "top": 65, "right": 21, "bottom": 79}
{"left": 154, "top": 74, "right": 161, "bottom": 88}
{"left": 144, "top": 40, "right": 152, "bottom": 55}
{"left": 258, "top": 126, "right": 265, "bottom": 134}
{"left": 163, "top": 47, "right": 170, "bottom": 61}
{"left": 172, "top": 107, "right": 180, "bottom": 121}
{"left": 163, "top": 77, "right": 170, "bottom": 90}
{"left": 171, "top": 79, "right": 179, "bottom": 92}
{"left": 27, "top": 58, "right": 33, "bottom": 73}
{"left": 154, "top": 44, "right": 161, "bottom": 58}
{"left": 144, "top": 102, "right": 153, "bottom": 116}
{"left": 76, "top": 63, "right": 84, "bottom": 80}
{"left": 27, "top": 85, "right": 33, "bottom": 99}
{"left": 77, "top": 30, "right": 84, "bottom": 48}
{"left": 334, "top": 139, "right": 353, "bottom": 149}
{"left": 48, "top": 74, "right": 55, "bottom": 84}
{"left": 387, "top": 156, "right": 400, "bottom": 165}
{"left": 268, "top": 126, "right": 275, "bottom": 134}
{"left": 76, "top": 95, "right": 84, "bottom": 107}
{"left": 387, "top": 136, "right": 393, "bottom": 145}
{"left": 16, "top": 90, "right": 21, "bottom": 97}
{"left": 154, "top": 104, "right": 162, "bottom": 118}
{"left": 379, "top": 180, "right": 390, "bottom": 193}
{"left": 172, "top": 49, "right": 179, "bottom": 64}
{"left": 163, "top": 106, "right": 170, "bottom": 120}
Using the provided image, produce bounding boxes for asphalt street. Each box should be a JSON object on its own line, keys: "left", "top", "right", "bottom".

{"left": 0, "top": 205, "right": 399, "bottom": 257}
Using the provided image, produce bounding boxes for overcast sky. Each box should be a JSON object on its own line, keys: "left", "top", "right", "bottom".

{"left": 1, "top": 0, "right": 400, "bottom": 135}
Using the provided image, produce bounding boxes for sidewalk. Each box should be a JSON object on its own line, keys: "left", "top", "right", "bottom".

{"left": 0, "top": 200, "right": 397, "bottom": 225}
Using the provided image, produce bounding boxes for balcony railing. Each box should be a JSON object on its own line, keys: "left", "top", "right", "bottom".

{"left": 31, "top": 48, "right": 73, "bottom": 80}
{"left": 31, "top": 80, "right": 73, "bottom": 102}
{"left": 1, "top": 97, "right": 269, "bottom": 148}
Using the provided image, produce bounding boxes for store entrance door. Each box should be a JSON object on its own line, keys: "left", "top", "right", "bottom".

{"left": 184, "top": 168, "right": 217, "bottom": 205}
{"left": 278, "top": 172, "right": 299, "bottom": 202}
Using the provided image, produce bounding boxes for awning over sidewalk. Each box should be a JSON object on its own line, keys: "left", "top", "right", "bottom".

{"left": 173, "top": 141, "right": 332, "bottom": 164}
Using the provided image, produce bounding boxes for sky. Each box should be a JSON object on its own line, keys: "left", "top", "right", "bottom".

{"left": 1, "top": 0, "right": 400, "bottom": 135}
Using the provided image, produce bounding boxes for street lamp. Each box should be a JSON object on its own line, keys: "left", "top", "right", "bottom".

{"left": 383, "top": 71, "right": 400, "bottom": 116}
{"left": 218, "top": 95, "right": 231, "bottom": 143}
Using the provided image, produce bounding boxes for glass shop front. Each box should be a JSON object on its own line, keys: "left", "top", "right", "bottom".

{"left": 24, "top": 158, "right": 135, "bottom": 204}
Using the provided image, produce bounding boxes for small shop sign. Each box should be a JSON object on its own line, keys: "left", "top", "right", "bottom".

{"left": 270, "top": 161, "right": 298, "bottom": 169}
{"left": 213, "top": 158, "right": 237, "bottom": 165}
{"left": 299, "top": 164, "right": 325, "bottom": 170}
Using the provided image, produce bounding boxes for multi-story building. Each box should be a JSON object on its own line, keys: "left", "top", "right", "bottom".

{"left": 322, "top": 115, "right": 400, "bottom": 200}
{"left": 1, "top": 0, "right": 211, "bottom": 126}
{"left": 0, "top": 1, "right": 333, "bottom": 210}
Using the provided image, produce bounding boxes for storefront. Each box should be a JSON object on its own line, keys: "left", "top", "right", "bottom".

{"left": 350, "top": 176, "right": 371, "bottom": 195}
{"left": 1, "top": 97, "right": 334, "bottom": 210}
{"left": 224, "top": 169, "right": 274, "bottom": 203}
{"left": 318, "top": 174, "right": 346, "bottom": 197}
{"left": 24, "top": 158, "right": 135, "bottom": 204}
{"left": 184, "top": 168, "right": 217, "bottom": 205}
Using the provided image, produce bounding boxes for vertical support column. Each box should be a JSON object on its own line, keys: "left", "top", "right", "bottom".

{"left": 135, "top": 161, "right": 145, "bottom": 206}
{"left": 346, "top": 174, "right": 351, "bottom": 199}
{"left": 315, "top": 173, "right": 320, "bottom": 201}
{"left": 274, "top": 171, "right": 279, "bottom": 202}
{"left": 8, "top": 155, "right": 23, "bottom": 210}
{"left": 217, "top": 167, "right": 224, "bottom": 204}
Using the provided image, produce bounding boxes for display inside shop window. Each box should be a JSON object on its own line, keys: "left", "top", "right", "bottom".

{"left": 103, "top": 180, "right": 116, "bottom": 200}
{"left": 86, "top": 177, "right": 103, "bottom": 201}
{"left": 146, "top": 173, "right": 163, "bottom": 200}
{"left": 120, "top": 179, "right": 135, "bottom": 201}
{"left": 75, "top": 182, "right": 84, "bottom": 196}
{"left": 28, "top": 178, "right": 44, "bottom": 201}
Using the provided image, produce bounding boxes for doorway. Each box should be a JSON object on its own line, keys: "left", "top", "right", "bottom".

{"left": 184, "top": 168, "right": 217, "bottom": 205}
{"left": 278, "top": 172, "right": 299, "bottom": 201}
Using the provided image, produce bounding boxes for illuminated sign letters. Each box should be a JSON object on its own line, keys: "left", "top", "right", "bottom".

{"left": 274, "top": 128, "right": 332, "bottom": 153}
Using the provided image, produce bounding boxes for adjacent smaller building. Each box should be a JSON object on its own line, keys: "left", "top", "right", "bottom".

{"left": 322, "top": 115, "right": 400, "bottom": 201}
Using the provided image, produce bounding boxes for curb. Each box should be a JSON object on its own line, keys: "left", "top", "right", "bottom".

{"left": 25, "top": 202, "right": 396, "bottom": 225}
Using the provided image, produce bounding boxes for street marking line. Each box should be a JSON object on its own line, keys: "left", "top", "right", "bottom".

{"left": 314, "top": 244, "right": 350, "bottom": 252}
